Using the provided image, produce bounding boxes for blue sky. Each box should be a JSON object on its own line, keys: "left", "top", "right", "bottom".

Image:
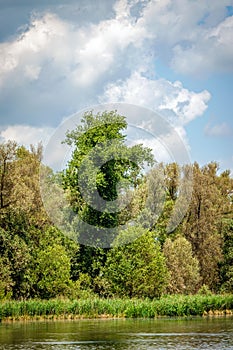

{"left": 0, "top": 0, "right": 232, "bottom": 172}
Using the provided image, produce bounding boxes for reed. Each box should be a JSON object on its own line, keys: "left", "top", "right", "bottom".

{"left": 0, "top": 294, "right": 232, "bottom": 321}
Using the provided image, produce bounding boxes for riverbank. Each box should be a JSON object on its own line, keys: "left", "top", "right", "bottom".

{"left": 0, "top": 294, "right": 233, "bottom": 322}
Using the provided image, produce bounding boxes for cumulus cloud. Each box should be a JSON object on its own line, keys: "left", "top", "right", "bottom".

{"left": 171, "top": 16, "right": 233, "bottom": 75}
{"left": 0, "top": 7, "right": 148, "bottom": 89}
{"left": 2, "top": 0, "right": 231, "bottom": 164}
{"left": 99, "top": 71, "right": 211, "bottom": 126}
{"left": 0, "top": 13, "right": 69, "bottom": 87}
{"left": 139, "top": 0, "right": 233, "bottom": 75}
{"left": 1, "top": 0, "right": 230, "bottom": 101}
{"left": 0, "top": 125, "right": 54, "bottom": 147}
{"left": 99, "top": 70, "right": 211, "bottom": 161}
{"left": 0, "top": 2, "right": 151, "bottom": 126}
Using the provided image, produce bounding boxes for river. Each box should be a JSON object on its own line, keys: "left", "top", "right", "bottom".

{"left": 0, "top": 317, "right": 232, "bottom": 349}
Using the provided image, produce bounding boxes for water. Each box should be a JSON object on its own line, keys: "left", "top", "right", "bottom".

{"left": 0, "top": 317, "right": 232, "bottom": 349}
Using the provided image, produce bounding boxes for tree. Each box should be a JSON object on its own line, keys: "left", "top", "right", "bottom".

{"left": 62, "top": 110, "right": 154, "bottom": 279}
{"left": 33, "top": 243, "right": 71, "bottom": 299}
{"left": 0, "top": 142, "right": 49, "bottom": 230}
{"left": 0, "top": 141, "right": 17, "bottom": 210}
{"left": 102, "top": 226, "right": 169, "bottom": 298}
{"left": 0, "top": 227, "right": 32, "bottom": 299}
{"left": 62, "top": 110, "right": 154, "bottom": 235}
{"left": 128, "top": 163, "right": 166, "bottom": 232}
{"left": 165, "top": 162, "right": 180, "bottom": 201}
{"left": 136, "top": 162, "right": 191, "bottom": 245}
{"left": 182, "top": 162, "right": 231, "bottom": 290}
{"left": 11, "top": 144, "right": 48, "bottom": 227}
{"left": 0, "top": 141, "right": 75, "bottom": 299}
{"left": 219, "top": 219, "right": 233, "bottom": 293}
{"left": 0, "top": 256, "right": 13, "bottom": 300}
{"left": 163, "top": 235, "right": 200, "bottom": 294}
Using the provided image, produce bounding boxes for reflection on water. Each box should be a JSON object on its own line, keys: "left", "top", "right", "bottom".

{"left": 0, "top": 317, "right": 232, "bottom": 349}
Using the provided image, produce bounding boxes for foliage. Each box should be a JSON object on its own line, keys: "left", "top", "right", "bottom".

{"left": 0, "top": 227, "right": 32, "bottom": 299}
{"left": 163, "top": 235, "right": 200, "bottom": 294}
{"left": 0, "top": 256, "right": 13, "bottom": 300}
{"left": 62, "top": 110, "right": 154, "bottom": 278}
{"left": 182, "top": 162, "right": 233, "bottom": 290}
{"left": 33, "top": 243, "right": 71, "bottom": 299}
{"left": 103, "top": 226, "right": 169, "bottom": 298}
{"left": 219, "top": 219, "right": 233, "bottom": 293}
{"left": 68, "top": 273, "right": 94, "bottom": 299}
{"left": 62, "top": 110, "right": 154, "bottom": 230}
{"left": 0, "top": 294, "right": 232, "bottom": 321}
{"left": 0, "top": 141, "right": 17, "bottom": 210}
{"left": 0, "top": 112, "right": 233, "bottom": 301}
{"left": 197, "top": 284, "right": 213, "bottom": 296}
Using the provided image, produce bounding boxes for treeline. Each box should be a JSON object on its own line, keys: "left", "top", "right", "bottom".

{"left": 0, "top": 111, "right": 232, "bottom": 301}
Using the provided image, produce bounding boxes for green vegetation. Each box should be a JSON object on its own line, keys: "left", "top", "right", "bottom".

{"left": 0, "top": 110, "right": 233, "bottom": 313}
{"left": 103, "top": 227, "right": 169, "bottom": 298}
{"left": 0, "top": 295, "right": 232, "bottom": 321}
{"left": 62, "top": 110, "right": 153, "bottom": 232}
{"left": 163, "top": 235, "right": 200, "bottom": 294}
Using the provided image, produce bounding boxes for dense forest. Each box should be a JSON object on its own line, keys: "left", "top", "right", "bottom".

{"left": 0, "top": 110, "right": 232, "bottom": 301}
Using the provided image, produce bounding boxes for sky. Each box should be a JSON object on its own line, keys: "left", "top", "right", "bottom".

{"left": 0, "top": 0, "right": 233, "bottom": 172}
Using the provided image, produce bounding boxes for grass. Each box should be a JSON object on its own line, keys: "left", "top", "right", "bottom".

{"left": 0, "top": 294, "right": 232, "bottom": 321}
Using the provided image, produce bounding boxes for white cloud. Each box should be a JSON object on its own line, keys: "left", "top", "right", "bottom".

{"left": 0, "top": 2, "right": 152, "bottom": 126}
{"left": 99, "top": 71, "right": 211, "bottom": 126}
{"left": 3, "top": 0, "right": 231, "bottom": 95}
{"left": 99, "top": 70, "right": 211, "bottom": 161}
{"left": 171, "top": 16, "right": 233, "bottom": 75}
{"left": 24, "top": 65, "right": 41, "bottom": 80}
{"left": 0, "top": 7, "right": 149, "bottom": 89}
{"left": 0, "top": 0, "right": 231, "bottom": 98}
{"left": 72, "top": 15, "right": 148, "bottom": 86}
{"left": 204, "top": 122, "right": 233, "bottom": 137}
{"left": 0, "top": 13, "right": 69, "bottom": 87}
{"left": 0, "top": 125, "right": 54, "bottom": 147}
{"left": 113, "top": 0, "right": 133, "bottom": 20}
{"left": 139, "top": 0, "right": 233, "bottom": 75}
{"left": 0, "top": 0, "right": 229, "bottom": 163}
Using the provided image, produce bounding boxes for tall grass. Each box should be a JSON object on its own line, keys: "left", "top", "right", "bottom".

{"left": 0, "top": 294, "right": 232, "bottom": 321}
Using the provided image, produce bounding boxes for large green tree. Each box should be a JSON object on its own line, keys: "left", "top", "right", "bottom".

{"left": 62, "top": 110, "right": 154, "bottom": 231}
{"left": 62, "top": 110, "right": 154, "bottom": 278}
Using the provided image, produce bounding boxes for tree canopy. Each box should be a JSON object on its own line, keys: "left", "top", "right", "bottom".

{"left": 0, "top": 111, "right": 232, "bottom": 300}
{"left": 62, "top": 110, "right": 154, "bottom": 246}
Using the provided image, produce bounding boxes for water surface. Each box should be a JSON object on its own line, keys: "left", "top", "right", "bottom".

{"left": 0, "top": 317, "right": 232, "bottom": 349}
